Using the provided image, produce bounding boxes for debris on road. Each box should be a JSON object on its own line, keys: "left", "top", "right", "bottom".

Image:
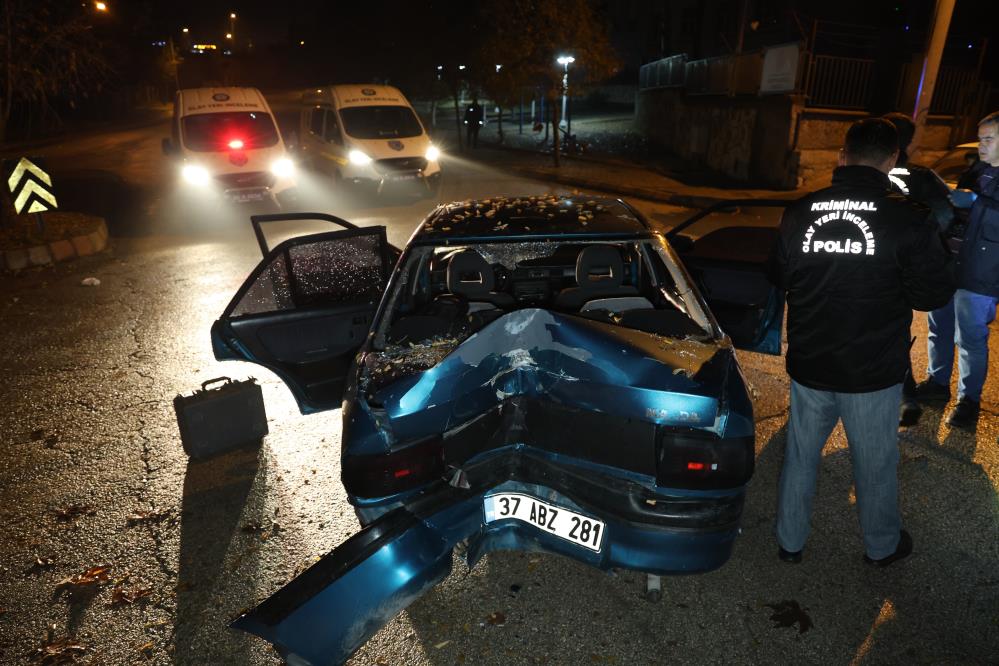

{"left": 52, "top": 505, "right": 95, "bottom": 522}
{"left": 110, "top": 584, "right": 152, "bottom": 605}
{"left": 764, "top": 600, "right": 813, "bottom": 633}
{"left": 486, "top": 611, "right": 507, "bottom": 626}
{"left": 57, "top": 565, "right": 112, "bottom": 590}
{"left": 30, "top": 635, "right": 87, "bottom": 665}
{"left": 79, "top": 277, "right": 100, "bottom": 287}
{"left": 126, "top": 508, "right": 175, "bottom": 526}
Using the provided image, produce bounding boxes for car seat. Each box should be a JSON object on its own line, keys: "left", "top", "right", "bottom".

{"left": 554, "top": 245, "right": 644, "bottom": 311}
{"left": 446, "top": 250, "right": 515, "bottom": 310}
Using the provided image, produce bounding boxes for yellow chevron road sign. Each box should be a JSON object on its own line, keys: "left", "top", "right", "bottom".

{"left": 4, "top": 157, "right": 58, "bottom": 214}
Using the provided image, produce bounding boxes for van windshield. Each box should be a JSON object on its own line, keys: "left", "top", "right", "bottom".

{"left": 181, "top": 112, "right": 280, "bottom": 152}
{"left": 339, "top": 106, "right": 423, "bottom": 140}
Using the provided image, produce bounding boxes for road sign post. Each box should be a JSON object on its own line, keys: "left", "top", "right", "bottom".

{"left": 3, "top": 157, "right": 58, "bottom": 235}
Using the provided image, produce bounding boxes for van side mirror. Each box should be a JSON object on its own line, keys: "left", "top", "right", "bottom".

{"left": 162, "top": 138, "right": 175, "bottom": 156}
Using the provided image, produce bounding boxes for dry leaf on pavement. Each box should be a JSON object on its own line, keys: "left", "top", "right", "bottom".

{"left": 111, "top": 584, "right": 153, "bottom": 605}
{"left": 53, "top": 505, "right": 96, "bottom": 522}
{"left": 30, "top": 638, "right": 86, "bottom": 664}
{"left": 57, "top": 565, "right": 112, "bottom": 589}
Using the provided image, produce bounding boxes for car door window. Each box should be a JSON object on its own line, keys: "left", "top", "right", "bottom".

{"left": 231, "top": 233, "right": 387, "bottom": 317}
{"left": 323, "top": 110, "right": 342, "bottom": 144}
{"left": 310, "top": 107, "right": 324, "bottom": 136}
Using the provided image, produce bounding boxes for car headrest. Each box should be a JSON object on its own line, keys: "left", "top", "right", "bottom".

{"left": 575, "top": 245, "right": 624, "bottom": 290}
{"left": 447, "top": 250, "right": 494, "bottom": 298}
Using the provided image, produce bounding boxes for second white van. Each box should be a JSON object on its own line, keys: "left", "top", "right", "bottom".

{"left": 298, "top": 84, "right": 441, "bottom": 195}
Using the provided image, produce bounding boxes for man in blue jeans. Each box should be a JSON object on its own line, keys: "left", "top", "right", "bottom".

{"left": 768, "top": 119, "right": 954, "bottom": 566}
{"left": 914, "top": 111, "right": 999, "bottom": 428}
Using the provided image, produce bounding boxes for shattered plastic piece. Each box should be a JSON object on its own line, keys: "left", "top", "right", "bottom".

{"left": 80, "top": 277, "right": 100, "bottom": 287}
{"left": 434, "top": 640, "right": 450, "bottom": 649}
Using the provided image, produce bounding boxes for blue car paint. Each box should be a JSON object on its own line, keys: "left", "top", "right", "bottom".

{"left": 358, "top": 309, "right": 727, "bottom": 452}
{"left": 232, "top": 478, "right": 741, "bottom": 666}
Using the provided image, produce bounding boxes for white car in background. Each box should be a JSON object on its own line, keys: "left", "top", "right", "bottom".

{"left": 163, "top": 87, "right": 295, "bottom": 205}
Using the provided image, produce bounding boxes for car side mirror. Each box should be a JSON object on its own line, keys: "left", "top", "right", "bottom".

{"left": 162, "top": 138, "right": 175, "bottom": 156}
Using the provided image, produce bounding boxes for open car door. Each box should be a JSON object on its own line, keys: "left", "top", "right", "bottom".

{"left": 212, "top": 213, "right": 398, "bottom": 413}
{"left": 669, "top": 200, "right": 792, "bottom": 355}
{"left": 232, "top": 488, "right": 477, "bottom": 666}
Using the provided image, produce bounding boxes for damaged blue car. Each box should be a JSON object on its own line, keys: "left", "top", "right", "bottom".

{"left": 211, "top": 196, "right": 787, "bottom": 665}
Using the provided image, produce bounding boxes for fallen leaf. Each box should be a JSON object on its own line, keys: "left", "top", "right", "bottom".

{"left": 53, "top": 505, "right": 96, "bottom": 522}
{"left": 57, "top": 565, "right": 112, "bottom": 589}
{"left": 126, "top": 509, "right": 174, "bottom": 525}
{"left": 136, "top": 641, "right": 154, "bottom": 654}
{"left": 31, "top": 638, "right": 86, "bottom": 664}
{"left": 110, "top": 585, "right": 152, "bottom": 605}
{"left": 765, "top": 599, "right": 813, "bottom": 633}
{"left": 486, "top": 611, "right": 506, "bottom": 626}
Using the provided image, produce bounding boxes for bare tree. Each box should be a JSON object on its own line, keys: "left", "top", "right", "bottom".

{"left": 479, "top": 0, "right": 619, "bottom": 166}
{"left": 0, "top": 0, "right": 112, "bottom": 142}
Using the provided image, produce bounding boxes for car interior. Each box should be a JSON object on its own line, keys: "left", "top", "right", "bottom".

{"left": 383, "top": 241, "right": 709, "bottom": 346}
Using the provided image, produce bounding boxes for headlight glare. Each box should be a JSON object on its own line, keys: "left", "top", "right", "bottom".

{"left": 181, "top": 164, "right": 210, "bottom": 186}
{"left": 425, "top": 145, "right": 440, "bottom": 162}
{"left": 271, "top": 158, "right": 295, "bottom": 178}
{"left": 349, "top": 150, "right": 372, "bottom": 166}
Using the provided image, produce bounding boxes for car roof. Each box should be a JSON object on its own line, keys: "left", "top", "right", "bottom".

{"left": 176, "top": 87, "right": 268, "bottom": 115}
{"left": 413, "top": 196, "right": 653, "bottom": 243}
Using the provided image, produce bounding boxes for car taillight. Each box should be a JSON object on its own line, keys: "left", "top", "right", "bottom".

{"left": 228, "top": 138, "right": 245, "bottom": 150}
{"left": 342, "top": 436, "right": 445, "bottom": 498}
{"left": 656, "top": 427, "right": 754, "bottom": 489}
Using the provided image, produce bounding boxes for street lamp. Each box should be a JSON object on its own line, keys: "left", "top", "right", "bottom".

{"left": 182, "top": 27, "right": 189, "bottom": 33}
{"left": 95, "top": 1, "right": 108, "bottom": 11}
{"left": 556, "top": 55, "right": 575, "bottom": 135}
{"left": 225, "top": 33, "right": 233, "bottom": 39}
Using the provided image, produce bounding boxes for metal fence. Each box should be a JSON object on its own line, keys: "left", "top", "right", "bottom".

{"left": 640, "top": 48, "right": 980, "bottom": 115}
{"left": 803, "top": 55, "right": 875, "bottom": 109}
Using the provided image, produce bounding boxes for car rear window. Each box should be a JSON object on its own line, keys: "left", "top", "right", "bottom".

{"left": 339, "top": 106, "right": 423, "bottom": 140}
{"left": 181, "top": 112, "right": 280, "bottom": 152}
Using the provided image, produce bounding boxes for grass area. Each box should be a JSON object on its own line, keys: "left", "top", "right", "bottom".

{"left": 0, "top": 212, "right": 102, "bottom": 250}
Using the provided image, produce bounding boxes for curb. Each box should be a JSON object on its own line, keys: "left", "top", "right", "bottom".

{"left": 0, "top": 218, "right": 109, "bottom": 273}
{"left": 503, "top": 164, "right": 730, "bottom": 209}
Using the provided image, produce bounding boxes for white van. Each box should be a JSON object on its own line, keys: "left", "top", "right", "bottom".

{"left": 163, "top": 87, "right": 295, "bottom": 204}
{"left": 297, "top": 84, "right": 441, "bottom": 194}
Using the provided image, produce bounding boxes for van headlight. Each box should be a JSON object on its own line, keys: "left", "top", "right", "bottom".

{"left": 181, "top": 164, "right": 211, "bottom": 186}
{"left": 425, "top": 145, "right": 440, "bottom": 162}
{"left": 271, "top": 158, "right": 295, "bottom": 178}
{"left": 349, "top": 150, "right": 372, "bottom": 166}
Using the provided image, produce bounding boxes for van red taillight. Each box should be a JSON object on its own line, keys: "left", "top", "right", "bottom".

{"left": 228, "top": 139, "right": 245, "bottom": 149}
{"left": 342, "top": 436, "right": 445, "bottom": 498}
{"left": 657, "top": 427, "right": 754, "bottom": 489}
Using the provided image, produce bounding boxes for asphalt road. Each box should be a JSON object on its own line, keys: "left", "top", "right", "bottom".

{"left": 0, "top": 113, "right": 996, "bottom": 666}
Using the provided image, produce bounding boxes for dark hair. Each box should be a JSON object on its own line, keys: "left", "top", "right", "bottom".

{"left": 980, "top": 111, "right": 999, "bottom": 128}
{"left": 882, "top": 112, "right": 915, "bottom": 152}
{"left": 843, "top": 118, "right": 899, "bottom": 164}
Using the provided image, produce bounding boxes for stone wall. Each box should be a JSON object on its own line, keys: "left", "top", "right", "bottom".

{"left": 637, "top": 87, "right": 958, "bottom": 188}
{"left": 636, "top": 88, "right": 798, "bottom": 188}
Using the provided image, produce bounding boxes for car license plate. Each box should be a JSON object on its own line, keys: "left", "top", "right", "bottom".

{"left": 231, "top": 190, "right": 265, "bottom": 203}
{"left": 483, "top": 493, "right": 604, "bottom": 552}
{"left": 389, "top": 173, "right": 419, "bottom": 181}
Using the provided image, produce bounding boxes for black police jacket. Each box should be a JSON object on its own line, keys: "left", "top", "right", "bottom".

{"left": 955, "top": 164, "right": 999, "bottom": 296}
{"left": 889, "top": 162, "right": 954, "bottom": 231}
{"left": 768, "top": 165, "right": 955, "bottom": 393}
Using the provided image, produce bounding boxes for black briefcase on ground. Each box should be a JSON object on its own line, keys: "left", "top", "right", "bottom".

{"left": 173, "top": 377, "right": 268, "bottom": 460}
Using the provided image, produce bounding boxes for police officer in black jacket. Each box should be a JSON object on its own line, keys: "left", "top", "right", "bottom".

{"left": 882, "top": 112, "right": 956, "bottom": 426}
{"left": 768, "top": 118, "right": 954, "bottom": 567}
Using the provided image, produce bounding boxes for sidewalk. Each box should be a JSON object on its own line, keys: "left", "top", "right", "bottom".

{"left": 428, "top": 112, "right": 817, "bottom": 208}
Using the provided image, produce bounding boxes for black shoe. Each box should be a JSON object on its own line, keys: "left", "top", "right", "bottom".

{"left": 898, "top": 399, "right": 922, "bottom": 427}
{"left": 778, "top": 546, "right": 802, "bottom": 564}
{"left": 946, "top": 398, "right": 980, "bottom": 428}
{"left": 864, "top": 530, "right": 913, "bottom": 567}
{"left": 912, "top": 379, "right": 950, "bottom": 403}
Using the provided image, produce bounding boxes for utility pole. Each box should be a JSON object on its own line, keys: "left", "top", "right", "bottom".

{"left": 910, "top": 0, "right": 955, "bottom": 160}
